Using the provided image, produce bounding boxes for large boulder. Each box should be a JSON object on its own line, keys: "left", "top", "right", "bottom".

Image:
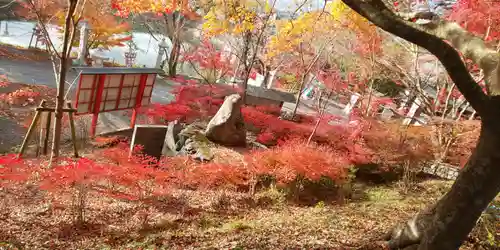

{"left": 205, "top": 94, "right": 246, "bottom": 147}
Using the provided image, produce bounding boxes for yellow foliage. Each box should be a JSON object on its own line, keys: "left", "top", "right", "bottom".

{"left": 266, "top": 11, "right": 338, "bottom": 58}
{"left": 202, "top": 0, "right": 267, "bottom": 36}
{"left": 328, "top": 0, "right": 348, "bottom": 19}
{"left": 327, "top": 0, "right": 380, "bottom": 43}
{"left": 266, "top": 0, "right": 379, "bottom": 60}
{"left": 113, "top": 0, "right": 199, "bottom": 19}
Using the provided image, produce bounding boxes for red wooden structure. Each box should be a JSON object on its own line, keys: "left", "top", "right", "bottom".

{"left": 73, "top": 67, "right": 163, "bottom": 137}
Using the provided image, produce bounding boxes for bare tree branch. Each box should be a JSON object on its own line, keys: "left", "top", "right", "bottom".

{"left": 398, "top": 11, "right": 500, "bottom": 95}
{"left": 341, "top": 0, "right": 489, "bottom": 117}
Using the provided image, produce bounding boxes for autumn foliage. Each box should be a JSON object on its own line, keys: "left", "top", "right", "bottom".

{"left": 247, "top": 138, "right": 352, "bottom": 185}
{"left": 0, "top": 143, "right": 173, "bottom": 224}
{"left": 180, "top": 39, "right": 234, "bottom": 83}
{"left": 111, "top": 0, "right": 200, "bottom": 19}
{"left": 0, "top": 73, "right": 474, "bottom": 230}
{"left": 447, "top": 0, "right": 500, "bottom": 41}
{"left": 0, "top": 1, "right": 486, "bottom": 239}
{"left": 141, "top": 78, "right": 237, "bottom": 123}
{"left": 363, "top": 120, "right": 434, "bottom": 167}
{"left": 140, "top": 76, "right": 437, "bottom": 171}
{"left": 16, "top": 0, "right": 132, "bottom": 60}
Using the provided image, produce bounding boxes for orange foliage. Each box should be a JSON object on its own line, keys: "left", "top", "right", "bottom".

{"left": 447, "top": 120, "right": 480, "bottom": 167}
{"left": 0, "top": 75, "right": 10, "bottom": 88}
{"left": 58, "top": 0, "right": 132, "bottom": 51}
{"left": 0, "top": 155, "right": 41, "bottom": 186}
{"left": 0, "top": 144, "right": 170, "bottom": 203}
{"left": 0, "top": 87, "right": 40, "bottom": 106}
{"left": 18, "top": 0, "right": 131, "bottom": 51}
{"left": 16, "top": 0, "right": 63, "bottom": 23}
{"left": 111, "top": 0, "right": 200, "bottom": 19}
{"left": 363, "top": 120, "right": 434, "bottom": 168}
{"left": 162, "top": 138, "right": 354, "bottom": 191}
{"left": 166, "top": 160, "right": 250, "bottom": 190}
{"left": 247, "top": 138, "right": 351, "bottom": 185}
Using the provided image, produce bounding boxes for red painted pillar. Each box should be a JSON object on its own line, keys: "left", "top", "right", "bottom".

{"left": 90, "top": 75, "right": 106, "bottom": 137}
{"left": 130, "top": 74, "right": 148, "bottom": 129}
{"left": 90, "top": 113, "right": 99, "bottom": 137}
{"left": 130, "top": 110, "right": 138, "bottom": 129}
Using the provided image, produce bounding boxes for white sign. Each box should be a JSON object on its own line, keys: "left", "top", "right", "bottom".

{"left": 402, "top": 98, "right": 422, "bottom": 125}
{"left": 343, "top": 93, "right": 361, "bottom": 115}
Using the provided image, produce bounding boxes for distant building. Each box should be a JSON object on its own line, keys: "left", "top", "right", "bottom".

{"left": 227, "top": 78, "right": 296, "bottom": 107}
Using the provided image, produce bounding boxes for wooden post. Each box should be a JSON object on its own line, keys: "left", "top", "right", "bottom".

{"left": 18, "top": 100, "right": 46, "bottom": 158}
{"left": 36, "top": 126, "right": 41, "bottom": 157}
{"left": 66, "top": 102, "right": 79, "bottom": 158}
{"left": 42, "top": 111, "right": 52, "bottom": 155}
{"left": 90, "top": 75, "right": 106, "bottom": 137}
{"left": 28, "top": 28, "right": 36, "bottom": 48}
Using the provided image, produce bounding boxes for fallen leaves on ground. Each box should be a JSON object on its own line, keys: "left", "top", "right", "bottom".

{"left": 0, "top": 82, "right": 56, "bottom": 122}
{"left": 0, "top": 179, "right": 490, "bottom": 250}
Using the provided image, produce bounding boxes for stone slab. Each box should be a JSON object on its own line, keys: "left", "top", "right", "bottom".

{"left": 130, "top": 124, "right": 168, "bottom": 161}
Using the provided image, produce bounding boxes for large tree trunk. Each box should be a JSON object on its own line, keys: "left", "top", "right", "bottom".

{"left": 419, "top": 121, "right": 500, "bottom": 249}
{"left": 386, "top": 119, "right": 500, "bottom": 250}
{"left": 337, "top": 0, "right": 500, "bottom": 249}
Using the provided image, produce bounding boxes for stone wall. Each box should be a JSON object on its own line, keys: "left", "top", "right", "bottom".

{"left": 422, "top": 162, "right": 460, "bottom": 180}
{"left": 245, "top": 96, "right": 282, "bottom": 107}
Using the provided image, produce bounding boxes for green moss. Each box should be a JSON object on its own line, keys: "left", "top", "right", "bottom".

{"left": 222, "top": 220, "right": 253, "bottom": 232}
{"left": 191, "top": 133, "right": 213, "bottom": 159}
{"left": 365, "top": 187, "right": 403, "bottom": 202}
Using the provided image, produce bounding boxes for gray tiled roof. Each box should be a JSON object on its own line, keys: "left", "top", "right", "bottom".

{"left": 246, "top": 85, "right": 297, "bottom": 103}
{"left": 173, "top": 75, "right": 297, "bottom": 103}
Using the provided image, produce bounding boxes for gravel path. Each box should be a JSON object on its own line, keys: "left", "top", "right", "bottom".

{"left": 0, "top": 116, "right": 26, "bottom": 153}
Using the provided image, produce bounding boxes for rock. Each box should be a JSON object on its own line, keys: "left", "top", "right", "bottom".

{"left": 205, "top": 94, "right": 246, "bottom": 146}
{"left": 280, "top": 110, "right": 294, "bottom": 120}
{"left": 246, "top": 133, "right": 269, "bottom": 149}
{"left": 162, "top": 120, "right": 183, "bottom": 156}
{"left": 250, "top": 141, "right": 269, "bottom": 149}
{"left": 192, "top": 150, "right": 213, "bottom": 162}
{"left": 176, "top": 121, "right": 205, "bottom": 150}
{"left": 177, "top": 123, "right": 214, "bottom": 162}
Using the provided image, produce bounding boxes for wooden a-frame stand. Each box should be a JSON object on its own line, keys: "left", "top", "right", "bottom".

{"left": 18, "top": 100, "right": 79, "bottom": 158}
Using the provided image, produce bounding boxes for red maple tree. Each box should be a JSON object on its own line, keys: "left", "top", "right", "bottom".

{"left": 447, "top": 0, "right": 500, "bottom": 41}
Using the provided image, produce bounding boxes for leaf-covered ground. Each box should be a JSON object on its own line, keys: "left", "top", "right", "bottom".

{"left": 0, "top": 80, "right": 94, "bottom": 155}
{"left": 0, "top": 179, "right": 496, "bottom": 250}
{"left": 0, "top": 82, "right": 57, "bottom": 153}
